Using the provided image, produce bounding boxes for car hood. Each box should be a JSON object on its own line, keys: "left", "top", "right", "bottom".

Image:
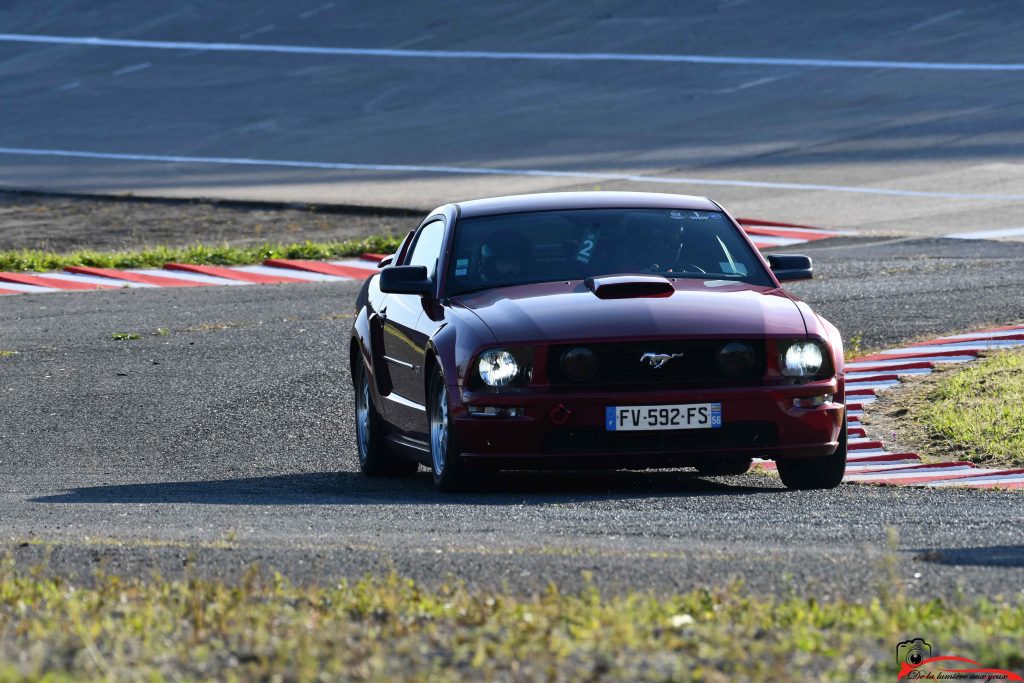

{"left": 451, "top": 278, "right": 808, "bottom": 343}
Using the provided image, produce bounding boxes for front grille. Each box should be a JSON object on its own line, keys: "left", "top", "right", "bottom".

{"left": 547, "top": 340, "right": 765, "bottom": 389}
{"left": 542, "top": 422, "right": 778, "bottom": 455}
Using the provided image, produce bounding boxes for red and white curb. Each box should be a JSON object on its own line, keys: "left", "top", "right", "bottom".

{"left": 757, "top": 324, "right": 1024, "bottom": 490}
{"left": 735, "top": 218, "right": 847, "bottom": 250}
{"left": 0, "top": 255, "right": 384, "bottom": 296}
{"left": 0, "top": 220, "right": 845, "bottom": 297}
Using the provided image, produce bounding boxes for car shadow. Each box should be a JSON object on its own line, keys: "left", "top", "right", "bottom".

{"left": 914, "top": 545, "right": 1024, "bottom": 568}
{"left": 29, "top": 469, "right": 784, "bottom": 506}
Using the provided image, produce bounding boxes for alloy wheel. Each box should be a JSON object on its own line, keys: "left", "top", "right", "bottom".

{"left": 430, "top": 380, "right": 449, "bottom": 476}
{"left": 356, "top": 372, "right": 371, "bottom": 463}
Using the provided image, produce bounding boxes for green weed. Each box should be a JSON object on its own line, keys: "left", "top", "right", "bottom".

{"left": 0, "top": 236, "right": 402, "bottom": 273}
{"left": 914, "top": 348, "right": 1024, "bottom": 466}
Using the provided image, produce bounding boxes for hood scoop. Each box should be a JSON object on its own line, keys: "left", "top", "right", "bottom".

{"left": 584, "top": 274, "right": 675, "bottom": 300}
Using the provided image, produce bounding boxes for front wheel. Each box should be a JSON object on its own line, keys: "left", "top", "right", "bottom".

{"left": 776, "top": 412, "right": 848, "bottom": 490}
{"left": 354, "top": 362, "right": 417, "bottom": 476}
{"left": 428, "top": 368, "right": 470, "bottom": 492}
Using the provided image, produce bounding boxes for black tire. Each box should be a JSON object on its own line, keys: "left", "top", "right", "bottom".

{"left": 695, "top": 458, "right": 753, "bottom": 477}
{"left": 427, "top": 368, "right": 471, "bottom": 492}
{"left": 776, "top": 411, "right": 848, "bottom": 490}
{"left": 354, "top": 362, "right": 418, "bottom": 476}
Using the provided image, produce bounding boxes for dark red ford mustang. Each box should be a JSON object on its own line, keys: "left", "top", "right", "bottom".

{"left": 350, "top": 192, "right": 846, "bottom": 491}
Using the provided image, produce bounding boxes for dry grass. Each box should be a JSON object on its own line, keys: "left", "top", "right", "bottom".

{"left": 1, "top": 557, "right": 1023, "bottom": 681}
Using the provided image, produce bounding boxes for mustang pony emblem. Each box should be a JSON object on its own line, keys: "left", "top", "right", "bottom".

{"left": 640, "top": 352, "right": 684, "bottom": 369}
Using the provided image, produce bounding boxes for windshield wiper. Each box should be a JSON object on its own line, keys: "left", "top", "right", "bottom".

{"left": 448, "top": 284, "right": 499, "bottom": 297}
{"left": 670, "top": 272, "right": 744, "bottom": 279}
{"left": 448, "top": 278, "right": 570, "bottom": 297}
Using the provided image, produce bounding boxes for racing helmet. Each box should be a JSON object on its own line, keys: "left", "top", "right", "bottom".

{"left": 623, "top": 213, "right": 683, "bottom": 269}
{"left": 479, "top": 229, "right": 532, "bottom": 281}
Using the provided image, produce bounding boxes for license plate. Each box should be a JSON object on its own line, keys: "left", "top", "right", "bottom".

{"left": 605, "top": 403, "right": 722, "bottom": 431}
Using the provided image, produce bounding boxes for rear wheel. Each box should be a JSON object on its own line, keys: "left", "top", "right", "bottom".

{"left": 428, "top": 368, "right": 471, "bottom": 492}
{"left": 695, "top": 458, "right": 753, "bottom": 477}
{"left": 776, "top": 412, "right": 848, "bottom": 490}
{"left": 354, "top": 362, "right": 417, "bottom": 476}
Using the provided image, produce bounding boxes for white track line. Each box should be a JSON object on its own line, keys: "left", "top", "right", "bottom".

{"left": 232, "top": 265, "right": 345, "bottom": 282}
{"left": 845, "top": 355, "right": 975, "bottom": 369}
{"left": 934, "top": 326, "right": 1024, "bottom": 341}
{"left": 881, "top": 340, "right": 1024, "bottom": 355}
{"left": 131, "top": 269, "right": 250, "bottom": 286}
{"left": 3, "top": 147, "right": 1024, "bottom": 202}
{"left": 928, "top": 474, "right": 1024, "bottom": 487}
{"left": 328, "top": 259, "right": 382, "bottom": 271}
{"left": 944, "top": 227, "right": 1024, "bottom": 239}
{"left": 738, "top": 235, "right": 806, "bottom": 247}
{"left": 844, "top": 461, "right": 926, "bottom": 472}
{"left": 844, "top": 466, "right": 980, "bottom": 482}
{"left": 112, "top": 61, "right": 151, "bottom": 76}
{"left": 740, "top": 224, "right": 852, "bottom": 236}
{"left": 846, "top": 379, "right": 902, "bottom": 391}
{"left": 3, "top": 33, "right": 1024, "bottom": 72}
{"left": 847, "top": 452, "right": 896, "bottom": 462}
{"left": 33, "top": 272, "right": 152, "bottom": 288}
{"left": 907, "top": 10, "right": 965, "bottom": 32}
{"left": 846, "top": 448, "right": 888, "bottom": 457}
{"left": 846, "top": 368, "right": 932, "bottom": 379}
{"left": 0, "top": 281, "right": 61, "bottom": 293}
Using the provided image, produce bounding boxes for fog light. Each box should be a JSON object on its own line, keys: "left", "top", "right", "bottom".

{"left": 717, "top": 341, "right": 755, "bottom": 377}
{"left": 793, "top": 394, "right": 833, "bottom": 408}
{"left": 560, "top": 346, "right": 599, "bottom": 382}
{"left": 468, "top": 406, "right": 523, "bottom": 418}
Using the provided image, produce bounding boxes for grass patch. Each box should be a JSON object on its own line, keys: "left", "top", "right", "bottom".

{"left": 0, "top": 236, "right": 402, "bottom": 273}
{"left": 111, "top": 333, "right": 141, "bottom": 341}
{"left": 0, "top": 563, "right": 1022, "bottom": 681}
{"left": 912, "top": 348, "right": 1024, "bottom": 466}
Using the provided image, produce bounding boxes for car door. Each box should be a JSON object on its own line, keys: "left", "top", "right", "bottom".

{"left": 379, "top": 218, "right": 446, "bottom": 437}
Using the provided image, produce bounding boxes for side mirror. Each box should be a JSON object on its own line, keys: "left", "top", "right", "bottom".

{"left": 379, "top": 265, "right": 433, "bottom": 295}
{"left": 377, "top": 255, "right": 394, "bottom": 268}
{"left": 767, "top": 254, "right": 813, "bottom": 282}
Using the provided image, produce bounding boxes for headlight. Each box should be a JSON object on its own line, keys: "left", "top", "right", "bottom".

{"left": 477, "top": 349, "right": 531, "bottom": 387}
{"left": 717, "top": 342, "right": 755, "bottom": 377}
{"left": 780, "top": 341, "right": 825, "bottom": 377}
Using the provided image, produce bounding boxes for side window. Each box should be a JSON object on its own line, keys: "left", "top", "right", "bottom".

{"left": 406, "top": 220, "right": 446, "bottom": 278}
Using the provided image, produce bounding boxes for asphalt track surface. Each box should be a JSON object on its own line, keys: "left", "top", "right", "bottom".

{"left": 2, "top": 0, "right": 1024, "bottom": 237}
{"left": 1, "top": 236, "right": 1023, "bottom": 598}
{"left": 2, "top": 1, "right": 1024, "bottom": 600}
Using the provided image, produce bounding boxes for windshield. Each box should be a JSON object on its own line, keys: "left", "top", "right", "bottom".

{"left": 445, "top": 208, "right": 773, "bottom": 295}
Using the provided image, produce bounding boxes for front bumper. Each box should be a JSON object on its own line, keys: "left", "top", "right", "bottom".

{"left": 452, "top": 380, "right": 843, "bottom": 469}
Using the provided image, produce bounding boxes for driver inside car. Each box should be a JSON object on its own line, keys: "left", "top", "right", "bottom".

{"left": 478, "top": 229, "right": 533, "bottom": 282}
{"left": 619, "top": 214, "right": 684, "bottom": 273}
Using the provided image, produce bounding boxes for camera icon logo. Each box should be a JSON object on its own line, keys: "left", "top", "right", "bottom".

{"left": 897, "top": 638, "right": 932, "bottom": 668}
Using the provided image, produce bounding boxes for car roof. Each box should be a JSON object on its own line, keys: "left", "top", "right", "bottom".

{"left": 452, "top": 191, "right": 720, "bottom": 219}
